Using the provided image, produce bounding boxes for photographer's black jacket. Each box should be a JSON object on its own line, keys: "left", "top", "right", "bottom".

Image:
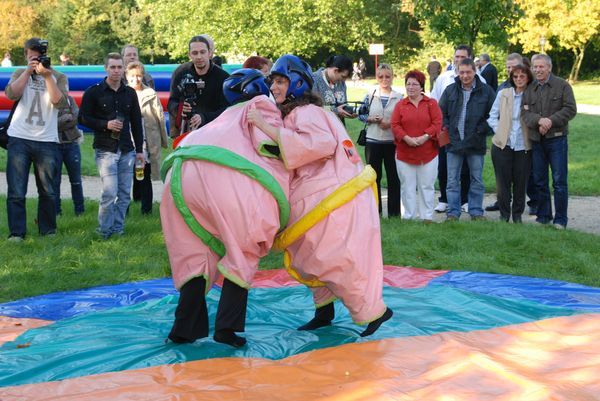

{"left": 78, "top": 79, "right": 143, "bottom": 154}
{"left": 167, "top": 62, "right": 229, "bottom": 130}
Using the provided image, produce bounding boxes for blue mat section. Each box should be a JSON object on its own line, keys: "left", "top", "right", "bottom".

{"left": 430, "top": 271, "right": 600, "bottom": 310}
{"left": 0, "top": 278, "right": 176, "bottom": 321}
{"left": 0, "top": 285, "right": 582, "bottom": 388}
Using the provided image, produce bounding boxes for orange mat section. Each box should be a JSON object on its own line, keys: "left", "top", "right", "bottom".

{"left": 0, "top": 316, "right": 51, "bottom": 346}
{"left": 2, "top": 313, "right": 598, "bottom": 400}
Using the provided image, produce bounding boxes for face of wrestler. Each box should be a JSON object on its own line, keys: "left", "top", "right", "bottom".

{"left": 189, "top": 42, "right": 212, "bottom": 74}
{"left": 270, "top": 75, "right": 290, "bottom": 104}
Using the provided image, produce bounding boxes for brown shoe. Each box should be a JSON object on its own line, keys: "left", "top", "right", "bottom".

{"left": 446, "top": 215, "right": 459, "bottom": 222}
{"left": 471, "top": 215, "right": 486, "bottom": 221}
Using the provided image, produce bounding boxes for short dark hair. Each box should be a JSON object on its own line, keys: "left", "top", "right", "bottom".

{"left": 24, "top": 37, "right": 44, "bottom": 53}
{"left": 189, "top": 36, "right": 211, "bottom": 52}
{"left": 325, "top": 55, "right": 353, "bottom": 74}
{"left": 509, "top": 64, "right": 534, "bottom": 88}
{"left": 104, "top": 52, "right": 123, "bottom": 67}
{"left": 458, "top": 58, "right": 477, "bottom": 71}
{"left": 405, "top": 70, "right": 426, "bottom": 90}
{"left": 455, "top": 44, "right": 473, "bottom": 58}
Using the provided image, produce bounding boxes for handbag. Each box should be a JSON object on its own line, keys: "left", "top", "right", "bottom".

{"left": 438, "top": 126, "right": 450, "bottom": 147}
{"left": 0, "top": 100, "right": 19, "bottom": 150}
{"left": 356, "top": 90, "right": 377, "bottom": 146}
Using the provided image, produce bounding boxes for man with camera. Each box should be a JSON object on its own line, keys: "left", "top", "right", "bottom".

{"left": 5, "top": 38, "right": 67, "bottom": 242}
{"left": 78, "top": 52, "right": 144, "bottom": 239}
{"left": 167, "top": 35, "right": 229, "bottom": 137}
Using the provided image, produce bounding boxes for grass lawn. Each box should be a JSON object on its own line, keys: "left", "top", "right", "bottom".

{"left": 571, "top": 80, "right": 600, "bottom": 105}
{"left": 0, "top": 196, "right": 599, "bottom": 303}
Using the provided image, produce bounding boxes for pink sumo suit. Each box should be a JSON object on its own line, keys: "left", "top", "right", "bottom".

{"left": 160, "top": 95, "right": 289, "bottom": 291}
{"left": 277, "top": 104, "right": 388, "bottom": 325}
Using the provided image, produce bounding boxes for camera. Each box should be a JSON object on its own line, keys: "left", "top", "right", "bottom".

{"left": 32, "top": 39, "right": 51, "bottom": 68}
{"left": 177, "top": 73, "right": 205, "bottom": 118}
{"left": 342, "top": 101, "right": 369, "bottom": 115}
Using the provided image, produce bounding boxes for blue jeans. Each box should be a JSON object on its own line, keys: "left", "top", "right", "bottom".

{"left": 95, "top": 149, "right": 135, "bottom": 236}
{"left": 55, "top": 142, "right": 84, "bottom": 215}
{"left": 446, "top": 152, "right": 485, "bottom": 218}
{"left": 532, "top": 136, "right": 568, "bottom": 226}
{"left": 6, "top": 137, "right": 59, "bottom": 237}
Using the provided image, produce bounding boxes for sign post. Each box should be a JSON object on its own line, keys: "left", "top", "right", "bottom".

{"left": 369, "top": 44, "right": 384, "bottom": 70}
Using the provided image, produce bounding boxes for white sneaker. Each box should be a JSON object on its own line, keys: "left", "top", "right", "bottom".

{"left": 461, "top": 203, "right": 469, "bottom": 213}
{"left": 434, "top": 202, "right": 448, "bottom": 213}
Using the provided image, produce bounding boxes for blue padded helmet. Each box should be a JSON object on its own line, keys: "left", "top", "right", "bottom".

{"left": 223, "top": 68, "right": 271, "bottom": 105}
{"left": 270, "top": 54, "right": 314, "bottom": 100}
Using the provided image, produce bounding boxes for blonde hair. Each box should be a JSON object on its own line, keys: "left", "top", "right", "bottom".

{"left": 377, "top": 63, "right": 393, "bottom": 76}
{"left": 125, "top": 61, "right": 145, "bottom": 75}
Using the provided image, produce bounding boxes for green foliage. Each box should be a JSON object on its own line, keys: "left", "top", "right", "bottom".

{"left": 411, "top": 0, "right": 522, "bottom": 51}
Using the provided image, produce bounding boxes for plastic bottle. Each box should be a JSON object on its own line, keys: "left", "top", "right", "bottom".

{"left": 135, "top": 159, "right": 144, "bottom": 181}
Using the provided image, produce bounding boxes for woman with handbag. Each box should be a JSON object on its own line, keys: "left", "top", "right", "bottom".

{"left": 358, "top": 63, "right": 403, "bottom": 217}
{"left": 391, "top": 70, "right": 442, "bottom": 222}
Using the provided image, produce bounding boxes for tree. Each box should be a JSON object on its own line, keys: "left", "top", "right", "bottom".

{"left": 409, "top": 0, "right": 522, "bottom": 52}
{"left": 513, "top": 0, "right": 600, "bottom": 82}
{"left": 0, "top": 0, "right": 43, "bottom": 63}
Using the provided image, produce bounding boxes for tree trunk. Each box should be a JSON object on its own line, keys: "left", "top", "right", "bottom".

{"left": 569, "top": 45, "right": 587, "bottom": 83}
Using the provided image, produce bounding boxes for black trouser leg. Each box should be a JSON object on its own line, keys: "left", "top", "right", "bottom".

{"left": 492, "top": 145, "right": 513, "bottom": 221}
{"left": 140, "top": 164, "right": 153, "bottom": 214}
{"left": 382, "top": 143, "right": 401, "bottom": 217}
{"left": 365, "top": 143, "right": 384, "bottom": 214}
{"left": 511, "top": 150, "right": 532, "bottom": 221}
{"left": 215, "top": 278, "right": 248, "bottom": 333}
{"left": 438, "top": 146, "right": 448, "bottom": 202}
{"left": 132, "top": 165, "right": 141, "bottom": 202}
{"left": 169, "top": 276, "right": 209, "bottom": 343}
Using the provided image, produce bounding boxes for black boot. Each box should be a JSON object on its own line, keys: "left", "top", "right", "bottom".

{"left": 298, "top": 302, "right": 335, "bottom": 331}
{"left": 360, "top": 307, "right": 393, "bottom": 337}
{"left": 213, "top": 278, "right": 248, "bottom": 347}
{"left": 168, "top": 277, "right": 209, "bottom": 343}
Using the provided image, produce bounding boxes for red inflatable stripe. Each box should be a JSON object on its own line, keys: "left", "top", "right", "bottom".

{"left": 0, "top": 91, "right": 170, "bottom": 111}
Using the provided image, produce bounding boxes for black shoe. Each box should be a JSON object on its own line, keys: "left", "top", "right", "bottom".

{"left": 214, "top": 329, "right": 247, "bottom": 347}
{"left": 485, "top": 202, "right": 499, "bottom": 212}
{"left": 529, "top": 206, "right": 538, "bottom": 215}
{"left": 360, "top": 308, "right": 393, "bottom": 337}
{"left": 298, "top": 302, "right": 334, "bottom": 331}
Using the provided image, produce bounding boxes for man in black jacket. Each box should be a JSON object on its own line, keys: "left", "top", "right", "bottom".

{"left": 79, "top": 52, "right": 144, "bottom": 239}
{"left": 439, "top": 58, "right": 496, "bottom": 221}
{"left": 479, "top": 53, "right": 498, "bottom": 92}
{"left": 167, "top": 35, "right": 229, "bottom": 138}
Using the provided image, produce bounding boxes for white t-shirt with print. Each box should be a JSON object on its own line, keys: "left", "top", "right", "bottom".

{"left": 8, "top": 73, "right": 60, "bottom": 143}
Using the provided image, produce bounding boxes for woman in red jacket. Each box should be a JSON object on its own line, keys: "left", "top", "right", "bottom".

{"left": 391, "top": 70, "right": 442, "bottom": 221}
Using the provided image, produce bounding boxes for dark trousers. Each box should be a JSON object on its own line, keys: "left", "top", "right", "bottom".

{"left": 437, "top": 146, "right": 469, "bottom": 204}
{"left": 132, "top": 163, "right": 153, "bottom": 214}
{"left": 6, "top": 137, "right": 59, "bottom": 237}
{"left": 532, "top": 136, "right": 569, "bottom": 226}
{"left": 169, "top": 276, "right": 209, "bottom": 342}
{"left": 365, "top": 142, "right": 401, "bottom": 216}
{"left": 215, "top": 278, "right": 249, "bottom": 333}
{"left": 491, "top": 145, "right": 532, "bottom": 222}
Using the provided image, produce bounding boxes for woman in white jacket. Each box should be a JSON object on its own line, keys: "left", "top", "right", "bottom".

{"left": 359, "top": 63, "right": 403, "bottom": 217}
{"left": 487, "top": 64, "right": 534, "bottom": 223}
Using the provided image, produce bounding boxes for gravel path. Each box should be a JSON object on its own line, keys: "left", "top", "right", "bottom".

{"left": 1, "top": 172, "right": 598, "bottom": 236}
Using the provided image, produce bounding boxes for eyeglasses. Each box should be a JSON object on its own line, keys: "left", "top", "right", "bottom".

{"left": 513, "top": 74, "right": 528, "bottom": 79}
